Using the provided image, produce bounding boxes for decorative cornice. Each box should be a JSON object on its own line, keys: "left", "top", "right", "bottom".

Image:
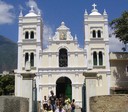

{"left": 36, "top": 42, "right": 41, "bottom": 46}
{"left": 22, "top": 39, "right": 36, "bottom": 43}
{"left": 72, "top": 83, "right": 83, "bottom": 86}
{"left": 37, "top": 67, "right": 88, "bottom": 74}
{"left": 18, "top": 42, "right": 22, "bottom": 46}
{"left": 23, "top": 49, "right": 36, "bottom": 53}
{"left": 90, "top": 38, "right": 104, "bottom": 41}
{"left": 42, "top": 51, "right": 86, "bottom": 55}
{"left": 39, "top": 84, "right": 56, "bottom": 89}
{"left": 21, "top": 21, "right": 41, "bottom": 25}
{"left": 85, "top": 40, "right": 109, "bottom": 44}
{"left": 39, "top": 83, "right": 83, "bottom": 88}
{"left": 91, "top": 48, "right": 104, "bottom": 50}
{"left": 49, "top": 40, "right": 78, "bottom": 44}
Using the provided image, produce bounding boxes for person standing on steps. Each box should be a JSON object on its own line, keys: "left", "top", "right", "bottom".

{"left": 71, "top": 99, "right": 75, "bottom": 112}
{"left": 49, "top": 90, "right": 56, "bottom": 112}
{"left": 42, "top": 96, "right": 48, "bottom": 111}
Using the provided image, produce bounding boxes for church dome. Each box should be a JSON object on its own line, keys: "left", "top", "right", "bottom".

{"left": 25, "top": 6, "right": 37, "bottom": 17}
{"left": 25, "top": 12, "right": 37, "bottom": 17}
{"left": 90, "top": 11, "right": 101, "bottom": 16}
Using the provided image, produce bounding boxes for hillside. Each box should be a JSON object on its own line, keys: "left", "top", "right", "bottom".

{"left": 0, "top": 35, "right": 17, "bottom": 73}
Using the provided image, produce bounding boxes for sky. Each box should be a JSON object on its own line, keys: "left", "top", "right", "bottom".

{"left": 0, "top": 0, "right": 128, "bottom": 52}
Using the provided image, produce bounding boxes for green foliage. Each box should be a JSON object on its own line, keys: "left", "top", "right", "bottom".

{"left": 109, "top": 11, "right": 128, "bottom": 44}
{"left": 0, "top": 75, "right": 15, "bottom": 95}
{"left": 0, "top": 35, "right": 17, "bottom": 73}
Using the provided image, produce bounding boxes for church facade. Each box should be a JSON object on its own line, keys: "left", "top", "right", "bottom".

{"left": 15, "top": 4, "right": 111, "bottom": 111}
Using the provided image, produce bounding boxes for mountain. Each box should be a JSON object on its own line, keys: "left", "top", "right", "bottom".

{"left": 0, "top": 35, "right": 17, "bottom": 73}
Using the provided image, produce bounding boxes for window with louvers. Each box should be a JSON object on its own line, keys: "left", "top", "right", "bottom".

{"left": 59, "top": 49, "right": 68, "bottom": 67}
{"left": 93, "top": 51, "right": 97, "bottom": 65}
{"left": 30, "top": 53, "right": 34, "bottom": 67}
{"left": 25, "top": 53, "right": 29, "bottom": 64}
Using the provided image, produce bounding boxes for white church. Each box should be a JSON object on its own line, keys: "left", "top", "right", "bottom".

{"left": 15, "top": 3, "right": 128, "bottom": 112}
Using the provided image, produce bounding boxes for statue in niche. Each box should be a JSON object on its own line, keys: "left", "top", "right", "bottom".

{"left": 60, "top": 32, "right": 67, "bottom": 40}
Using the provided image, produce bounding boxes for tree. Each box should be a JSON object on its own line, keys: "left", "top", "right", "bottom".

{"left": 110, "top": 11, "right": 128, "bottom": 51}
{"left": 0, "top": 75, "right": 15, "bottom": 95}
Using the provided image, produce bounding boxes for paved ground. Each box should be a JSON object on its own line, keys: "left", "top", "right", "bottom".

{"left": 75, "top": 108, "right": 81, "bottom": 112}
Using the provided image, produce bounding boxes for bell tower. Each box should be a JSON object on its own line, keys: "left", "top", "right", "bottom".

{"left": 17, "top": 6, "right": 43, "bottom": 73}
{"left": 84, "top": 4, "right": 110, "bottom": 71}
{"left": 15, "top": 6, "right": 43, "bottom": 112}
{"left": 83, "top": 4, "right": 110, "bottom": 112}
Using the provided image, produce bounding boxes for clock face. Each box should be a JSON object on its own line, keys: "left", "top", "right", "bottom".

{"left": 60, "top": 32, "right": 67, "bottom": 40}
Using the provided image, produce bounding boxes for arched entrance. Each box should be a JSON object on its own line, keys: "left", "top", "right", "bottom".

{"left": 56, "top": 77, "right": 72, "bottom": 99}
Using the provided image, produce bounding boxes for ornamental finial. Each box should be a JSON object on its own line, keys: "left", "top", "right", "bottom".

{"left": 75, "top": 34, "right": 77, "bottom": 40}
{"left": 38, "top": 10, "right": 41, "bottom": 15}
{"left": 19, "top": 9, "right": 23, "bottom": 17}
{"left": 84, "top": 9, "right": 88, "bottom": 15}
{"left": 103, "top": 9, "right": 107, "bottom": 15}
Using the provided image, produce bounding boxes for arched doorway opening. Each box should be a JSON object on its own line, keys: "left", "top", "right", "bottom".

{"left": 56, "top": 77, "right": 72, "bottom": 100}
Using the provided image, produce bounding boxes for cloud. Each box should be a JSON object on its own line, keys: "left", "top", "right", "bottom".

{"left": 19, "top": 4, "right": 24, "bottom": 11}
{"left": 26, "top": 0, "right": 40, "bottom": 13}
{"left": 43, "top": 24, "right": 54, "bottom": 48}
{"left": 109, "top": 27, "right": 125, "bottom": 52}
{"left": 0, "top": 1, "right": 15, "bottom": 24}
{"left": 109, "top": 37, "right": 124, "bottom": 52}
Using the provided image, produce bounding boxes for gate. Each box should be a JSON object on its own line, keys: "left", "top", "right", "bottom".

{"left": 32, "top": 79, "right": 37, "bottom": 112}
{"left": 82, "top": 79, "right": 86, "bottom": 112}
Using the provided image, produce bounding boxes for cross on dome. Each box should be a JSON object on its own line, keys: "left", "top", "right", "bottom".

{"left": 90, "top": 3, "right": 101, "bottom": 15}
{"left": 25, "top": 5, "right": 37, "bottom": 17}
{"left": 92, "top": 3, "right": 97, "bottom": 10}
{"left": 30, "top": 5, "right": 34, "bottom": 13}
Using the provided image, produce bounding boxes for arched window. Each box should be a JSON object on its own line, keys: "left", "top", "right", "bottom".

{"left": 92, "top": 30, "right": 96, "bottom": 38}
{"left": 25, "top": 31, "right": 29, "bottom": 39}
{"left": 30, "top": 53, "right": 34, "bottom": 67}
{"left": 59, "top": 48, "right": 68, "bottom": 67}
{"left": 99, "top": 52, "right": 103, "bottom": 65}
{"left": 25, "top": 53, "right": 29, "bottom": 64}
{"left": 97, "top": 30, "right": 101, "bottom": 38}
{"left": 30, "top": 31, "right": 34, "bottom": 39}
{"left": 93, "top": 52, "right": 97, "bottom": 65}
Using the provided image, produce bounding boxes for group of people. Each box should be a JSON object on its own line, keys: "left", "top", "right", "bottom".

{"left": 42, "top": 90, "right": 76, "bottom": 112}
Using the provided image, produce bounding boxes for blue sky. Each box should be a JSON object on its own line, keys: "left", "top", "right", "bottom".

{"left": 0, "top": 0, "right": 128, "bottom": 51}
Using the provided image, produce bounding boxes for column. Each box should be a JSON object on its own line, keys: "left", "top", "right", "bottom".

{"left": 18, "top": 44, "right": 22, "bottom": 71}
{"left": 103, "top": 52, "right": 105, "bottom": 66}
{"left": 68, "top": 53, "right": 70, "bottom": 67}
{"left": 34, "top": 53, "right": 36, "bottom": 68}
{"left": 97, "top": 52, "right": 99, "bottom": 66}
{"left": 48, "top": 53, "right": 52, "bottom": 67}
{"left": 48, "top": 73, "right": 52, "bottom": 84}
{"left": 21, "top": 73, "right": 35, "bottom": 112}
{"left": 75, "top": 53, "right": 78, "bottom": 66}
{"left": 56, "top": 53, "right": 59, "bottom": 67}
{"left": 72, "top": 84, "right": 75, "bottom": 99}
{"left": 107, "top": 74, "right": 111, "bottom": 94}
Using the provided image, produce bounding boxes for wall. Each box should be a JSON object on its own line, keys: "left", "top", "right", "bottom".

{"left": 90, "top": 95, "right": 128, "bottom": 112}
{"left": 0, "top": 96, "right": 29, "bottom": 112}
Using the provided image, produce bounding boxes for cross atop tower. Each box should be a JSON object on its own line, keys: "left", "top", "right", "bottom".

{"left": 92, "top": 3, "right": 97, "bottom": 10}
